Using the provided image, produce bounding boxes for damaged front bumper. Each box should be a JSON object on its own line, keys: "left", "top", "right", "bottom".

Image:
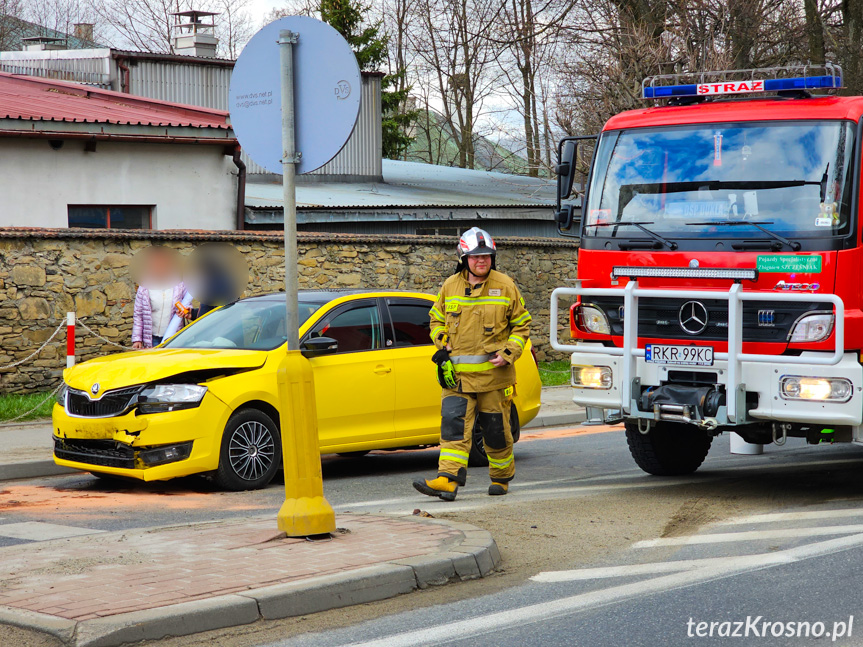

{"left": 51, "top": 391, "right": 230, "bottom": 481}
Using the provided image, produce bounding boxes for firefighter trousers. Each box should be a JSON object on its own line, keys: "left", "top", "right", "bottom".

{"left": 437, "top": 386, "right": 515, "bottom": 484}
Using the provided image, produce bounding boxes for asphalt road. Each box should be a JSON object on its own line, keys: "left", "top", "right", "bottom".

{"left": 7, "top": 425, "right": 863, "bottom": 646}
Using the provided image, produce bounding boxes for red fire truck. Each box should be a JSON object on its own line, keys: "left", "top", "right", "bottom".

{"left": 552, "top": 65, "right": 861, "bottom": 475}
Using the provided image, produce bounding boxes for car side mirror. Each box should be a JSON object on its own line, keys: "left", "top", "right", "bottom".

{"left": 301, "top": 336, "right": 339, "bottom": 357}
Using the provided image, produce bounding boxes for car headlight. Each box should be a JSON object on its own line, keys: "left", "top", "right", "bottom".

{"left": 572, "top": 365, "right": 613, "bottom": 389}
{"left": 137, "top": 384, "right": 207, "bottom": 414}
{"left": 779, "top": 376, "right": 852, "bottom": 402}
{"left": 56, "top": 384, "right": 67, "bottom": 406}
{"left": 788, "top": 313, "right": 834, "bottom": 343}
{"left": 577, "top": 305, "right": 611, "bottom": 335}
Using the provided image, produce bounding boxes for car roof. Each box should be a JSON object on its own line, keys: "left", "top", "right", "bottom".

{"left": 239, "top": 289, "right": 432, "bottom": 305}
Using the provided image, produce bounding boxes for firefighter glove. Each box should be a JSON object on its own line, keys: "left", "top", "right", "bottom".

{"left": 432, "top": 348, "right": 458, "bottom": 389}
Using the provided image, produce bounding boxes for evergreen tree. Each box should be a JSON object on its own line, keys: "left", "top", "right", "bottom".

{"left": 318, "top": 0, "right": 416, "bottom": 159}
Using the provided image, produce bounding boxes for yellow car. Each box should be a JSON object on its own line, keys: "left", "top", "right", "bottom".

{"left": 53, "top": 290, "right": 542, "bottom": 490}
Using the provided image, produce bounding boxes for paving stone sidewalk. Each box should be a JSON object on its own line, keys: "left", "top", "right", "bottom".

{"left": 0, "top": 513, "right": 499, "bottom": 647}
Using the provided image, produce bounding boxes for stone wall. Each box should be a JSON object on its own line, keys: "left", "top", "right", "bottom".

{"left": 0, "top": 229, "right": 579, "bottom": 393}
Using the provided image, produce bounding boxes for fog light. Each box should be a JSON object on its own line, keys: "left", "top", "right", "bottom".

{"left": 779, "top": 376, "right": 852, "bottom": 402}
{"left": 137, "top": 441, "right": 193, "bottom": 467}
{"left": 572, "top": 365, "right": 613, "bottom": 389}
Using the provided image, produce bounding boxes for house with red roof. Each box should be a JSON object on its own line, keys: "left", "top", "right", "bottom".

{"left": 0, "top": 71, "right": 243, "bottom": 230}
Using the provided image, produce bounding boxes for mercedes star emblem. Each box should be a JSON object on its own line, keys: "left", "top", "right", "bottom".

{"left": 678, "top": 301, "right": 709, "bottom": 335}
{"left": 91, "top": 383, "right": 100, "bottom": 395}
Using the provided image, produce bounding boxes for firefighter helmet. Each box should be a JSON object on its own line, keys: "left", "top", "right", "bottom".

{"left": 457, "top": 227, "right": 496, "bottom": 260}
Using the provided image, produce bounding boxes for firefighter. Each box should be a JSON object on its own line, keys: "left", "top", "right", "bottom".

{"left": 413, "top": 227, "right": 531, "bottom": 501}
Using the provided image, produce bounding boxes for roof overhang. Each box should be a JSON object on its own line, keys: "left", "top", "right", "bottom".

{"left": 246, "top": 205, "right": 552, "bottom": 225}
{"left": 0, "top": 118, "right": 237, "bottom": 145}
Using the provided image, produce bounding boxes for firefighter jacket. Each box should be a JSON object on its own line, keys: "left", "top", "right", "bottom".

{"left": 429, "top": 269, "right": 532, "bottom": 393}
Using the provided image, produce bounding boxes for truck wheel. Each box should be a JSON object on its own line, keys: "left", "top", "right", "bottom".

{"left": 625, "top": 421, "right": 712, "bottom": 476}
{"left": 213, "top": 409, "right": 281, "bottom": 491}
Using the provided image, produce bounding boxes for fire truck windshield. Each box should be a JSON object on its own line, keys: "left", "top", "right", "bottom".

{"left": 582, "top": 121, "right": 856, "bottom": 251}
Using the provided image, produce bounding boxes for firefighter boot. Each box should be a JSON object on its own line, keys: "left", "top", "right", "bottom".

{"left": 488, "top": 481, "right": 509, "bottom": 496}
{"left": 413, "top": 475, "right": 458, "bottom": 501}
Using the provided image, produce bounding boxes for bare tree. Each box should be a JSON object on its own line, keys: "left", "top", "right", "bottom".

{"left": 0, "top": 0, "right": 26, "bottom": 51}
{"left": 495, "top": 0, "right": 572, "bottom": 176}
{"left": 213, "top": 0, "right": 253, "bottom": 58}
{"left": 93, "top": 0, "right": 252, "bottom": 55}
{"left": 409, "top": 0, "right": 506, "bottom": 168}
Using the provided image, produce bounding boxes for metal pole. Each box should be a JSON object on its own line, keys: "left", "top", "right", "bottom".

{"left": 279, "top": 29, "right": 300, "bottom": 351}
{"left": 275, "top": 27, "right": 336, "bottom": 538}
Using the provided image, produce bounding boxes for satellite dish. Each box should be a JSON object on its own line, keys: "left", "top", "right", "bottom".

{"left": 229, "top": 16, "right": 362, "bottom": 175}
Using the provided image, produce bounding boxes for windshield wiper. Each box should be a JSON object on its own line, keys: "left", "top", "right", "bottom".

{"left": 685, "top": 220, "right": 801, "bottom": 251}
{"left": 589, "top": 221, "right": 678, "bottom": 250}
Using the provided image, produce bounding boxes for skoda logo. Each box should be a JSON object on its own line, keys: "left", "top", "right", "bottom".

{"left": 679, "top": 301, "right": 709, "bottom": 335}
{"left": 91, "top": 383, "right": 100, "bottom": 395}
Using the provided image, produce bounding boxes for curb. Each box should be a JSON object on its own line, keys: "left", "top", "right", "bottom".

{"left": 523, "top": 410, "right": 586, "bottom": 430}
{"left": 0, "top": 517, "right": 501, "bottom": 647}
{"left": 0, "top": 460, "right": 76, "bottom": 481}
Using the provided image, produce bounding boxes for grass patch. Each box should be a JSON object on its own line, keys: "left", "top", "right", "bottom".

{"left": 0, "top": 392, "right": 56, "bottom": 422}
{"left": 538, "top": 360, "right": 570, "bottom": 387}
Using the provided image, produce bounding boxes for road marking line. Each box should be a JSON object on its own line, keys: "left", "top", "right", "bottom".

{"left": 530, "top": 554, "right": 795, "bottom": 582}
{"left": 718, "top": 508, "right": 863, "bottom": 526}
{"left": 0, "top": 522, "right": 104, "bottom": 541}
{"left": 337, "top": 533, "right": 863, "bottom": 647}
{"left": 632, "top": 523, "right": 863, "bottom": 548}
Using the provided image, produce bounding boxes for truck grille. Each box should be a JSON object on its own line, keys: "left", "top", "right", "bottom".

{"left": 587, "top": 297, "right": 824, "bottom": 343}
{"left": 53, "top": 438, "right": 135, "bottom": 469}
{"left": 66, "top": 386, "right": 143, "bottom": 418}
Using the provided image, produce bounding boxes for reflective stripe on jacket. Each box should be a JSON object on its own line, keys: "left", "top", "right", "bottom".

{"left": 429, "top": 269, "right": 531, "bottom": 393}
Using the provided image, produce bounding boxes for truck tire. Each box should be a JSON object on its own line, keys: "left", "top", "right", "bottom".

{"left": 625, "top": 421, "right": 712, "bottom": 476}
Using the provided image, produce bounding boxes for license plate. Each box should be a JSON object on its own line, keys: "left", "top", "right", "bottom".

{"left": 645, "top": 344, "right": 714, "bottom": 366}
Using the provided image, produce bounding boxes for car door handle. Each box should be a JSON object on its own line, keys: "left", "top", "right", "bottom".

{"left": 373, "top": 365, "right": 392, "bottom": 374}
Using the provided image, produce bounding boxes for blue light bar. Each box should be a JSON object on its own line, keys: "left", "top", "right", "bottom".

{"left": 643, "top": 74, "right": 841, "bottom": 100}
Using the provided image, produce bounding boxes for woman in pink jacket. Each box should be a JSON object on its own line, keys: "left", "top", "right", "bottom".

{"left": 131, "top": 247, "right": 188, "bottom": 349}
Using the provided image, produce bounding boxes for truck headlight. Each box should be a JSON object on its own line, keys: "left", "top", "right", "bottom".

{"left": 137, "top": 384, "right": 207, "bottom": 414}
{"left": 779, "top": 376, "right": 852, "bottom": 402}
{"left": 572, "top": 365, "right": 613, "bottom": 389}
{"left": 577, "top": 305, "right": 611, "bottom": 335}
{"left": 788, "top": 313, "right": 834, "bottom": 343}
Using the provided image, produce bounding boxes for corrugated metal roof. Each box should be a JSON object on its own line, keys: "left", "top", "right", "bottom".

{"left": 0, "top": 71, "right": 230, "bottom": 129}
{"left": 247, "top": 159, "right": 556, "bottom": 209}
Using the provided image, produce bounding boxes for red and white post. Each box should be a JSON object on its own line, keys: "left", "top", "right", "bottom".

{"left": 66, "top": 312, "right": 75, "bottom": 368}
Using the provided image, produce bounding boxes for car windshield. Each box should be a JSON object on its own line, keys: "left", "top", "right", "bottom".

{"left": 163, "top": 299, "right": 322, "bottom": 351}
{"left": 583, "top": 121, "right": 856, "bottom": 245}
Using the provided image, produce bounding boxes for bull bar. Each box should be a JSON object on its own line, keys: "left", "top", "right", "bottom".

{"left": 550, "top": 280, "right": 845, "bottom": 423}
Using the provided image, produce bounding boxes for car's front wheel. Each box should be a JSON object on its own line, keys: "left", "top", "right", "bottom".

{"left": 213, "top": 409, "right": 281, "bottom": 491}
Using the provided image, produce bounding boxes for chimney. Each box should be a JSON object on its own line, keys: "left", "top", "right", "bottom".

{"left": 171, "top": 10, "right": 219, "bottom": 58}
{"left": 21, "top": 36, "right": 67, "bottom": 51}
{"left": 73, "top": 23, "right": 94, "bottom": 41}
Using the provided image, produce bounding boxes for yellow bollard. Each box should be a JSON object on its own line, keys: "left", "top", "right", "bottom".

{"left": 276, "top": 350, "right": 336, "bottom": 537}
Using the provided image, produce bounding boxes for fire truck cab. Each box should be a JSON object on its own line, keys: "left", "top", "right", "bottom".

{"left": 552, "top": 65, "right": 863, "bottom": 475}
